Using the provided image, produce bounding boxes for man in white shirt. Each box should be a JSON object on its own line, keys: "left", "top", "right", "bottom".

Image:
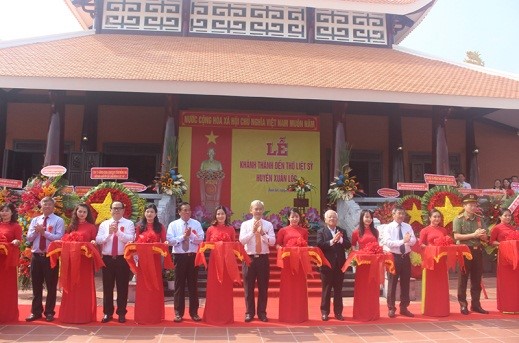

{"left": 382, "top": 206, "right": 417, "bottom": 318}
{"left": 166, "top": 202, "right": 204, "bottom": 322}
{"left": 95, "top": 201, "right": 135, "bottom": 323}
{"left": 25, "top": 197, "right": 65, "bottom": 322}
{"left": 456, "top": 173, "right": 472, "bottom": 189}
{"left": 239, "top": 200, "right": 275, "bottom": 323}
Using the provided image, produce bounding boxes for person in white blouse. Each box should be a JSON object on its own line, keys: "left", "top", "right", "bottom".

{"left": 239, "top": 200, "right": 276, "bottom": 323}
{"left": 25, "top": 197, "right": 65, "bottom": 322}
{"left": 166, "top": 202, "right": 204, "bottom": 323}
{"left": 381, "top": 206, "right": 417, "bottom": 319}
{"left": 95, "top": 201, "right": 135, "bottom": 323}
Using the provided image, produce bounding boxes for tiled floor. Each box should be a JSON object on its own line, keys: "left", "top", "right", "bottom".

{"left": 3, "top": 275, "right": 518, "bottom": 342}
{"left": 1, "top": 318, "right": 519, "bottom": 342}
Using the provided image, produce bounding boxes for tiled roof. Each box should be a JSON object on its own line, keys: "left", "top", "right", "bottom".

{"left": 0, "top": 34, "right": 518, "bottom": 106}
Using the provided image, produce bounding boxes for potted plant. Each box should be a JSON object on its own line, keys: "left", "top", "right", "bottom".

{"left": 164, "top": 269, "right": 175, "bottom": 290}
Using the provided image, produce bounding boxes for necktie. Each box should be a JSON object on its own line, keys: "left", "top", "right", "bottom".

{"left": 255, "top": 221, "right": 262, "bottom": 254}
{"left": 182, "top": 221, "right": 190, "bottom": 252}
{"left": 111, "top": 221, "right": 119, "bottom": 257}
{"left": 398, "top": 224, "right": 406, "bottom": 254}
{"left": 38, "top": 216, "right": 48, "bottom": 252}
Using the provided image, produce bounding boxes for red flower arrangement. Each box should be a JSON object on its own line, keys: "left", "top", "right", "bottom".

{"left": 136, "top": 230, "right": 160, "bottom": 243}
{"left": 432, "top": 235, "right": 454, "bottom": 246}
{"left": 374, "top": 202, "right": 396, "bottom": 224}
{"left": 208, "top": 231, "right": 232, "bottom": 243}
{"left": 0, "top": 188, "right": 20, "bottom": 207}
{"left": 82, "top": 182, "right": 144, "bottom": 224}
{"left": 421, "top": 186, "right": 463, "bottom": 233}
{"left": 285, "top": 237, "right": 308, "bottom": 247}
{"left": 61, "top": 232, "right": 85, "bottom": 242}
{"left": 86, "top": 188, "right": 132, "bottom": 219}
{"left": 18, "top": 248, "right": 32, "bottom": 290}
{"left": 506, "top": 230, "right": 519, "bottom": 241}
{"left": 399, "top": 195, "right": 425, "bottom": 235}
{"left": 360, "top": 241, "right": 383, "bottom": 254}
{"left": 18, "top": 176, "right": 75, "bottom": 219}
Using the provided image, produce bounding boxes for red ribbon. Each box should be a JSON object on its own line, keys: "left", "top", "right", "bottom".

{"left": 195, "top": 242, "right": 250, "bottom": 285}
{"left": 421, "top": 244, "right": 472, "bottom": 271}
{"left": 277, "top": 246, "right": 331, "bottom": 277}
{"left": 124, "top": 243, "right": 174, "bottom": 291}
{"left": 47, "top": 241, "right": 105, "bottom": 293}
{"left": 342, "top": 251, "right": 395, "bottom": 285}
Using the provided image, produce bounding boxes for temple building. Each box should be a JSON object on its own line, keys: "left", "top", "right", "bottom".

{"left": 1, "top": 0, "right": 518, "bottom": 216}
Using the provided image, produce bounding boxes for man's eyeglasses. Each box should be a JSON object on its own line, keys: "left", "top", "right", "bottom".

{"left": 111, "top": 207, "right": 123, "bottom": 210}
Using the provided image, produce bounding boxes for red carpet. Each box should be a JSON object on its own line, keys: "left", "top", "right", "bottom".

{"left": 10, "top": 296, "right": 508, "bottom": 327}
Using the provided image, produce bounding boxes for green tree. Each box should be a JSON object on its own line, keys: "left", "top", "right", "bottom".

{"left": 464, "top": 51, "right": 485, "bottom": 66}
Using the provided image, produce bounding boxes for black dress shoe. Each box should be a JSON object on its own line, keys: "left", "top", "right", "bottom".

{"left": 335, "top": 314, "right": 344, "bottom": 321}
{"left": 244, "top": 314, "right": 253, "bottom": 322}
{"left": 118, "top": 315, "right": 126, "bottom": 323}
{"left": 388, "top": 309, "right": 396, "bottom": 318}
{"left": 400, "top": 308, "right": 415, "bottom": 318}
{"left": 471, "top": 306, "right": 489, "bottom": 314}
{"left": 174, "top": 315, "right": 183, "bottom": 323}
{"left": 45, "top": 314, "right": 55, "bottom": 322}
{"left": 321, "top": 314, "right": 329, "bottom": 321}
{"left": 460, "top": 306, "right": 469, "bottom": 315}
{"left": 191, "top": 314, "right": 202, "bottom": 322}
{"left": 25, "top": 314, "right": 42, "bottom": 322}
{"left": 258, "top": 315, "right": 268, "bottom": 322}
{"left": 101, "top": 315, "right": 113, "bottom": 323}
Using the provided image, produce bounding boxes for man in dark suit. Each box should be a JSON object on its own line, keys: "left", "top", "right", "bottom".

{"left": 317, "top": 209, "right": 351, "bottom": 321}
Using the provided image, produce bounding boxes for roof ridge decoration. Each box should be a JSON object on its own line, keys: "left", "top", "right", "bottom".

{"left": 394, "top": 45, "right": 519, "bottom": 81}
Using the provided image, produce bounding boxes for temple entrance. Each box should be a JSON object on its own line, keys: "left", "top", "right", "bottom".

{"left": 350, "top": 151, "right": 383, "bottom": 197}
{"left": 103, "top": 143, "right": 161, "bottom": 188}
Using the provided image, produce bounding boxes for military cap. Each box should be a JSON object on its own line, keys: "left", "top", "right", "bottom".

{"left": 462, "top": 193, "right": 478, "bottom": 203}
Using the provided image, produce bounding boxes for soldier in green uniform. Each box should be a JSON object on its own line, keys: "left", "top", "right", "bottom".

{"left": 453, "top": 193, "right": 489, "bottom": 315}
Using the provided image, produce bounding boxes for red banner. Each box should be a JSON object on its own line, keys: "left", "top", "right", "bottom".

{"left": 62, "top": 186, "right": 74, "bottom": 194}
{"left": 74, "top": 186, "right": 92, "bottom": 196}
{"left": 458, "top": 188, "right": 483, "bottom": 196}
{"left": 377, "top": 188, "right": 400, "bottom": 198}
{"left": 482, "top": 189, "right": 506, "bottom": 196}
{"left": 424, "top": 173, "right": 457, "bottom": 186}
{"left": 0, "top": 178, "right": 23, "bottom": 189}
{"left": 90, "top": 167, "right": 128, "bottom": 180}
{"left": 397, "top": 182, "right": 428, "bottom": 191}
{"left": 181, "top": 112, "right": 319, "bottom": 131}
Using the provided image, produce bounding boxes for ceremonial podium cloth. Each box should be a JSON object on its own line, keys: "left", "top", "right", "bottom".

{"left": 196, "top": 242, "right": 250, "bottom": 325}
{"left": 497, "top": 240, "right": 519, "bottom": 313}
{"left": 124, "top": 243, "right": 173, "bottom": 324}
{"left": 48, "top": 241, "right": 105, "bottom": 323}
{"left": 342, "top": 251, "right": 395, "bottom": 321}
{"left": 277, "top": 247, "right": 330, "bottom": 323}
{"left": 421, "top": 245, "right": 471, "bottom": 317}
{"left": 0, "top": 242, "right": 20, "bottom": 322}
